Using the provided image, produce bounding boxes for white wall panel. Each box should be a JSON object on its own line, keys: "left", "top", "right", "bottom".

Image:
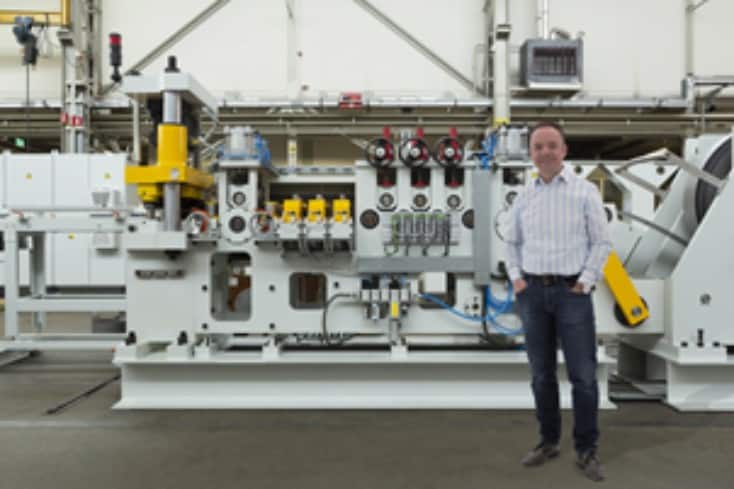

{"left": 0, "top": 1, "right": 731, "bottom": 102}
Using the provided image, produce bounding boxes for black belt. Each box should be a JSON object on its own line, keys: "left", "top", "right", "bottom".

{"left": 523, "top": 272, "right": 580, "bottom": 286}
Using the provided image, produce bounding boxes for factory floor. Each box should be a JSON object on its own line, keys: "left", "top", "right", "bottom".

{"left": 1, "top": 314, "right": 733, "bottom": 489}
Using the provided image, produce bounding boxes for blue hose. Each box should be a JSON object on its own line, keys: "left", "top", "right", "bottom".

{"left": 484, "top": 284, "right": 523, "bottom": 335}
{"left": 254, "top": 134, "right": 272, "bottom": 165}
{"left": 479, "top": 133, "right": 498, "bottom": 170}
{"left": 416, "top": 131, "right": 523, "bottom": 336}
{"left": 418, "top": 281, "right": 524, "bottom": 337}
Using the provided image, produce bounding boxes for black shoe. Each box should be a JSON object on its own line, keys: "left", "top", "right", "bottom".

{"left": 576, "top": 450, "right": 604, "bottom": 482}
{"left": 521, "top": 442, "right": 560, "bottom": 467}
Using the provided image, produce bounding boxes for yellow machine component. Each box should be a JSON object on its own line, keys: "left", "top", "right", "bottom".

{"left": 307, "top": 197, "right": 327, "bottom": 223}
{"left": 127, "top": 165, "right": 213, "bottom": 188}
{"left": 390, "top": 301, "right": 400, "bottom": 319}
{"left": 603, "top": 251, "right": 649, "bottom": 327}
{"left": 136, "top": 184, "right": 206, "bottom": 204}
{"left": 180, "top": 186, "right": 205, "bottom": 201}
{"left": 332, "top": 198, "right": 352, "bottom": 223}
{"left": 136, "top": 184, "right": 160, "bottom": 203}
{"left": 125, "top": 124, "right": 214, "bottom": 203}
{"left": 157, "top": 125, "right": 188, "bottom": 167}
{"left": 493, "top": 117, "right": 510, "bottom": 128}
{"left": 282, "top": 198, "right": 303, "bottom": 223}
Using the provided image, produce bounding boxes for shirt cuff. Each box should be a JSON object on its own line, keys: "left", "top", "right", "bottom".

{"left": 578, "top": 269, "right": 597, "bottom": 292}
{"left": 508, "top": 267, "right": 523, "bottom": 282}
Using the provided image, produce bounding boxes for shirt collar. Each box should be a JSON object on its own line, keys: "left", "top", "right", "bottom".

{"left": 534, "top": 164, "right": 570, "bottom": 186}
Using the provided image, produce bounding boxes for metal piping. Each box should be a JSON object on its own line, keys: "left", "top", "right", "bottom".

{"left": 127, "top": 96, "right": 696, "bottom": 110}
{"left": 163, "top": 92, "right": 182, "bottom": 124}
{"left": 0, "top": 93, "right": 697, "bottom": 111}
{"left": 493, "top": 0, "right": 511, "bottom": 124}
{"left": 688, "top": 76, "right": 734, "bottom": 86}
{"left": 132, "top": 95, "right": 141, "bottom": 163}
{"left": 163, "top": 183, "right": 181, "bottom": 231}
{"left": 685, "top": 0, "right": 694, "bottom": 75}
{"left": 684, "top": 1, "right": 712, "bottom": 75}
{"left": 1, "top": 122, "right": 728, "bottom": 139}
{"left": 161, "top": 90, "right": 183, "bottom": 231}
{"left": 537, "top": 0, "right": 549, "bottom": 38}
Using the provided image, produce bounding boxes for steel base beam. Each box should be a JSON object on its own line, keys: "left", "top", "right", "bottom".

{"left": 114, "top": 347, "right": 614, "bottom": 409}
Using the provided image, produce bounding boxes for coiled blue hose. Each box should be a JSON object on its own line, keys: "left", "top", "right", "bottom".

{"left": 418, "top": 281, "right": 523, "bottom": 337}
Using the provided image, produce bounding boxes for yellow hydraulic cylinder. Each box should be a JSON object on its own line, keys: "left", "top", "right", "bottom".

{"left": 603, "top": 251, "right": 650, "bottom": 327}
{"left": 157, "top": 124, "right": 188, "bottom": 168}
{"left": 126, "top": 124, "right": 213, "bottom": 203}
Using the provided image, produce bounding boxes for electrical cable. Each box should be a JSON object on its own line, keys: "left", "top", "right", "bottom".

{"left": 321, "top": 293, "right": 355, "bottom": 345}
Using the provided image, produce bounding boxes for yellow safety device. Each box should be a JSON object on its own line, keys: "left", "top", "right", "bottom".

{"left": 282, "top": 198, "right": 303, "bottom": 223}
{"left": 125, "top": 124, "right": 214, "bottom": 203}
{"left": 603, "top": 251, "right": 649, "bottom": 327}
{"left": 307, "top": 198, "right": 326, "bottom": 223}
{"left": 332, "top": 198, "right": 352, "bottom": 223}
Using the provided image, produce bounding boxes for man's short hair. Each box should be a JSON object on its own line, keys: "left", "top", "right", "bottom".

{"left": 528, "top": 121, "right": 566, "bottom": 143}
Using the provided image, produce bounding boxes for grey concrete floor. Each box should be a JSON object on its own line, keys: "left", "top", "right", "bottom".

{"left": 1, "top": 314, "right": 734, "bottom": 488}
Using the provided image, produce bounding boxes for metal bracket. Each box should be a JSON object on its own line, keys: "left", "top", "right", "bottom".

{"left": 615, "top": 148, "right": 727, "bottom": 202}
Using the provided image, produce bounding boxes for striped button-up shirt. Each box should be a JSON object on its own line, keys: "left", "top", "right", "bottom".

{"left": 506, "top": 164, "right": 612, "bottom": 288}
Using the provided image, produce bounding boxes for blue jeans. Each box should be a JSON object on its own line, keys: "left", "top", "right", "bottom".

{"left": 516, "top": 278, "right": 599, "bottom": 455}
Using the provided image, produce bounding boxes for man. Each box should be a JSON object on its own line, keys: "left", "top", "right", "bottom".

{"left": 505, "top": 121, "right": 612, "bottom": 482}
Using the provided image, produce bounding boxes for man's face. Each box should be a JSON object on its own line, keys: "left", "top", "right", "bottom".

{"left": 529, "top": 126, "right": 567, "bottom": 177}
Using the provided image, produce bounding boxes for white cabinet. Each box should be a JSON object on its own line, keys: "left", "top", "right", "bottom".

{"left": 0, "top": 152, "right": 133, "bottom": 288}
{"left": 5, "top": 155, "right": 53, "bottom": 207}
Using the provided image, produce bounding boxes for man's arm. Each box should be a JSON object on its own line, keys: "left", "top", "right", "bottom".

{"left": 505, "top": 191, "right": 525, "bottom": 282}
{"left": 578, "top": 185, "right": 613, "bottom": 291}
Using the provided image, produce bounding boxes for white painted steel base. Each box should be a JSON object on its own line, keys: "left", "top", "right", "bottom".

{"left": 667, "top": 363, "right": 734, "bottom": 411}
{"left": 113, "top": 347, "right": 614, "bottom": 410}
{"left": 617, "top": 339, "right": 734, "bottom": 412}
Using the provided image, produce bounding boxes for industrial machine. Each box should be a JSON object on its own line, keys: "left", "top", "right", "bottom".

{"left": 96, "top": 62, "right": 729, "bottom": 411}
{"left": 614, "top": 135, "right": 734, "bottom": 410}
{"left": 1, "top": 59, "right": 732, "bottom": 411}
